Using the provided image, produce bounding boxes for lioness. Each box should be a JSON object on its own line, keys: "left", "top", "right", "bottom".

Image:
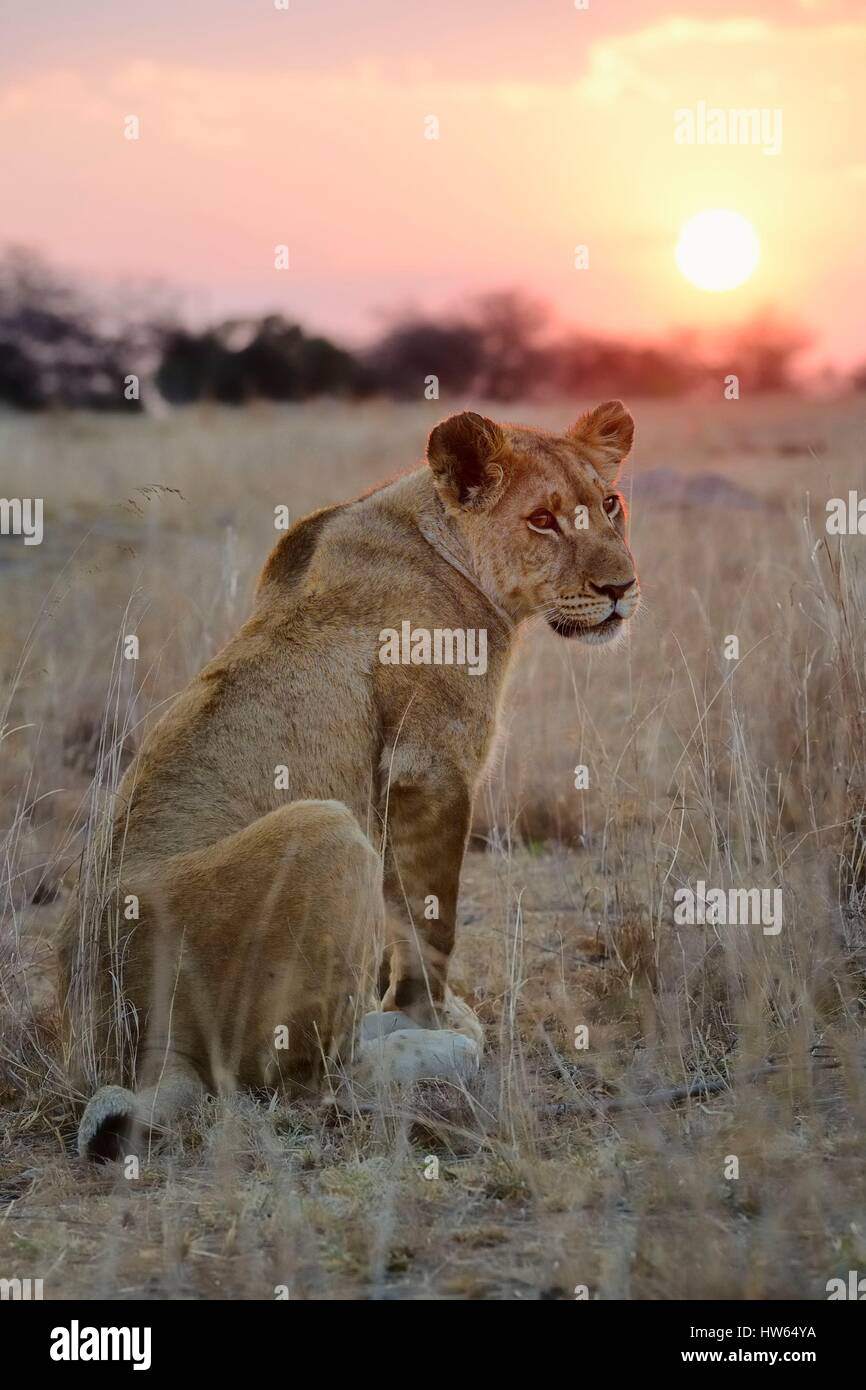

{"left": 59, "top": 400, "right": 640, "bottom": 1160}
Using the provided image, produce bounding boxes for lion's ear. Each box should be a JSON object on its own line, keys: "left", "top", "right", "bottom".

{"left": 427, "top": 412, "right": 507, "bottom": 510}
{"left": 567, "top": 400, "right": 634, "bottom": 483}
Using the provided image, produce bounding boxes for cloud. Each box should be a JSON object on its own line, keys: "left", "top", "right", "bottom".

{"left": 576, "top": 15, "right": 866, "bottom": 103}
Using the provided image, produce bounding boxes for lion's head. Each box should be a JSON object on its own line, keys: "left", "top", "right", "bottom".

{"left": 427, "top": 401, "right": 640, "bottom": 644}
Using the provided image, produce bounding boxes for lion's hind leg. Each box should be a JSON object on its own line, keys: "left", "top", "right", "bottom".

{"left": 75, "top": 799, "right": 384, "bottom": 1159}
{"left": 172, "top": 798, "right": 384, "bottom": 1096}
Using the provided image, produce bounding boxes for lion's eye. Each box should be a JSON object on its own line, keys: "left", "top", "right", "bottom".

{"left": 527, "top": 509, "right": 559, "bottom": 534}
{"left": 603, "top": 495, "right": 621, "bottom": 517}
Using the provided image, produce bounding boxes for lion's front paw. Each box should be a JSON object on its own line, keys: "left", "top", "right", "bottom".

{"left": 441, "top": 987, "right": 484, "bottom": 1047}
{"left": 373, "top": 988, "right": 484, "bottom": 1047}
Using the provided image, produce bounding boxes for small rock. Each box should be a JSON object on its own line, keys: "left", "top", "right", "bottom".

{"left": 358, "top": 1010, "right": 423, "bottom": 1042}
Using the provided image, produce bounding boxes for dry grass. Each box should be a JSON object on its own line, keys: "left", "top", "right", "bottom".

{"left": 1, "top": 395, "right": 865, "bottom": 1300}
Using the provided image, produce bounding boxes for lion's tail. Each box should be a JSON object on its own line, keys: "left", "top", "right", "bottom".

{"left": 78, "top": 1068, "right": 204, "bottom": 1163}
{"left": 77, "top": 1085, "right": 139, "bottom": 1162}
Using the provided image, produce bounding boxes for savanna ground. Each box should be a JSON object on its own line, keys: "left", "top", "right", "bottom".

{"left": 1, "top": 395, "right": 865, "bottom": 1300}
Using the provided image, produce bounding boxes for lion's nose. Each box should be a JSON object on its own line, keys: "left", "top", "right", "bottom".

{"left": 589, "top": 579, "right": 635, "bottom": 602}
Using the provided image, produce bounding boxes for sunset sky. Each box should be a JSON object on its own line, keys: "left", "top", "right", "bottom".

{"left": 3, "top": 0, "right": 864, "bottom": 365}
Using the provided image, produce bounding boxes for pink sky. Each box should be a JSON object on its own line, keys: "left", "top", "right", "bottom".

{"left": 3, "top": 1, "right": 865, "bottom": 364}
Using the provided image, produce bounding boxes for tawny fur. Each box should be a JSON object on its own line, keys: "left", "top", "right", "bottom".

{"left": 58, "top": 401, "right": 639, "bottom": 1159}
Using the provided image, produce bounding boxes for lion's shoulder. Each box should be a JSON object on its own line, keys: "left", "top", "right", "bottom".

{"left": 256, "top": 502, "right": 346, "bottom": 592}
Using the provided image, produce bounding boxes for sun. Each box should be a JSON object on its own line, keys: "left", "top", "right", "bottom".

{"left": 675, "top": 209, "right": 760, "bottom": 292}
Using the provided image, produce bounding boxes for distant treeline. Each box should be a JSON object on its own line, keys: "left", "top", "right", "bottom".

{"left": 0, "top": 247, "right": 850, "bottom": 411}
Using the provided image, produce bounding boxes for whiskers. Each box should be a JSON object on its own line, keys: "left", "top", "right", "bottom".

{"left": 528, "top": 600, "right": 565, "bottom": 623}
{"left": 521, "top": 589, "right": 644, "bottom": 649}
